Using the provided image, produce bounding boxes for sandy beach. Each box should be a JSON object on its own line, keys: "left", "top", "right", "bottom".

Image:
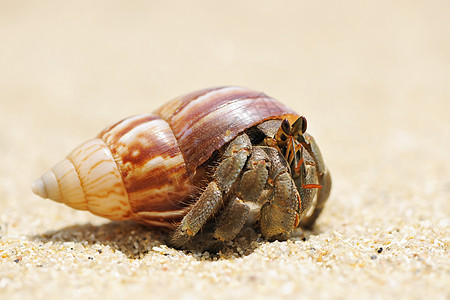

{"left": 0, "top": 1, "right": 448, "bottom": 299}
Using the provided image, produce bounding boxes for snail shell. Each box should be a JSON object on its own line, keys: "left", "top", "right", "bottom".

{"left": 32, "top": 86, "right": 299, "bottom": 228}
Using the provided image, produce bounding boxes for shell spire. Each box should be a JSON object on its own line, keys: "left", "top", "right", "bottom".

{"left": 31, "top": 169, "right": 62, "bottom": 202}
{"left": 31, "top": 138, "right": 133, "bottom": 220}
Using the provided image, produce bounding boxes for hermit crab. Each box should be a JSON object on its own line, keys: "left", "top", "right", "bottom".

{"left": 32, "top": 86, "right": 331, "bottom": 248}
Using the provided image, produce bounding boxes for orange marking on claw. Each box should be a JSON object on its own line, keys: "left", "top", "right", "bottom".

{"left": 302, "top": 184, "right": 322, "bottom": 189}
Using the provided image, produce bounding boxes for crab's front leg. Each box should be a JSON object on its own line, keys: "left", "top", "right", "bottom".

{"left": 212, "top": 197, "right": 250, "bottom": 242}
{"left": 299, "top": 133, "right": 332, "bottom": 228}
{"left": 171, "top": 134, "right": 252, "bottom": 248}
{"left": 212, "top": 147, "right": 270, "bottom": 242}
{"left": 259, "top": 147, "right": 301, "bottom": 240}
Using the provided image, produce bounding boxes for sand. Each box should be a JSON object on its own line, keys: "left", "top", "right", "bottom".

{"left": 0, "top": 1, "right": 448, "bottom": 299}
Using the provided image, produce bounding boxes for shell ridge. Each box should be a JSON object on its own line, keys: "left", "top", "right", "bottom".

{"left": 155, "top": 86, "right": 265, "bottom": 176}
{"left": 66, "top": 155, "right": 88, "bottom": 208}
{"left": 164, "top": 86, "right": 227, "bottom": 123}
{"left": 100, "top": 115, "right": 193, "bottom": 217}
{"left": 154, "top": 107, "right": 193, "bottom": 179}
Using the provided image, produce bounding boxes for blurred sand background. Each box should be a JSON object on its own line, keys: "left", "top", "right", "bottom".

{"left": 0, "top": 1, "right": 449, "bottom": 299}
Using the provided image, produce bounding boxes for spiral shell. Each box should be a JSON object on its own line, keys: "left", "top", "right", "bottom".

{"left": 32, "top": 86, "right": 299, "bottom": 228}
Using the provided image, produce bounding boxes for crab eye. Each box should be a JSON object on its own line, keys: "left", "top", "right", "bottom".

{"left": 281, "top": 119, "right": 291, "bottom": 135}
{"left": 292, "top": 116, "right": 307, "bottom": 135}
{"left": 301, "top": 116, "right": 307, "bottom": 134}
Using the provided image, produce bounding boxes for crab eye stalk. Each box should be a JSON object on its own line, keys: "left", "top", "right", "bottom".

{"left": 281, "top": 119, "right": 291, "bottom": 135}
{"left": 275, "top": 119, "right": 291, "bottom": 143}
{"left": 300, "top": 116, "right": 307, "bottom": 134}
{"left": 292, "top": 115, "right": 308, "bottom": 136}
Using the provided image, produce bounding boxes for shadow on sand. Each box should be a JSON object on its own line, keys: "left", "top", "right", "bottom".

{"left": 30, "top": 220, "right": 293, "bottom": 260}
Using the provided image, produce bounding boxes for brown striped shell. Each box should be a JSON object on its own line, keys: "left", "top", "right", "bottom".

{"left": 31, "top": 86, "right": 300, "bottom": 228}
